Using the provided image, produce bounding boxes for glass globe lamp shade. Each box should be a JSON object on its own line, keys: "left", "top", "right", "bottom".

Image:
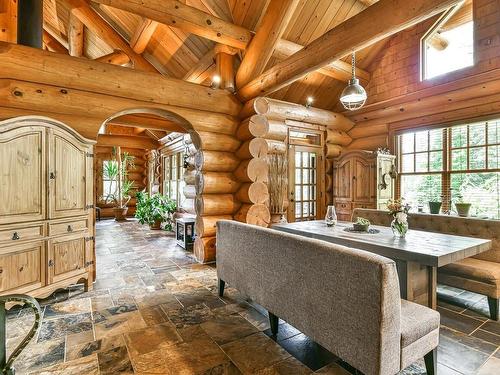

{"left": 340, "top": 77, "right": 367, "bottom": 111}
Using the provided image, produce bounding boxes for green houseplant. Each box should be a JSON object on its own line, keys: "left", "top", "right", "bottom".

{"left": 454, "top": 194, "right": 472, "bottom": 217}
{"left": 428, "top": 192, "right": 443, "bottom": 215}
{"left": 101, "top": 148, "right": 135, "bottom": 221}
{"left": 135, "top": 191, "right": 177, "bottom": 230}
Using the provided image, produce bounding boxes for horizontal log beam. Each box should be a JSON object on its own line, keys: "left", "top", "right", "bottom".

{"left": 97, "top": 134, "right": 159, "bottom": 149}
{"left": 91, "top": 0, "right": 252, "bottom": 49}
{"left": 0, "top": 43, "right": 241, "bottom": 117}
{"left": 237, "top": 0, "right": 462, "bottom": 100}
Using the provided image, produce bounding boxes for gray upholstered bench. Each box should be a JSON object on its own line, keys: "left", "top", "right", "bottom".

{"left": 352, "top": 208, "right": 500, "bottom": 320}
{"left": 216, "top": 220, "right": 440, "bottom": 375}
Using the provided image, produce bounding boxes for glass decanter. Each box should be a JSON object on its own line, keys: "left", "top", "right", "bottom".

{"left": 325, "top": 205, "right": 337, "bottom": 227}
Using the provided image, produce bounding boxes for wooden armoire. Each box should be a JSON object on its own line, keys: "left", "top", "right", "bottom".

{"left": 333, "top": 150, "right": 396, "bottom": 221}
{"left": 0, "top": 117, "right": 95, "bottom": 298}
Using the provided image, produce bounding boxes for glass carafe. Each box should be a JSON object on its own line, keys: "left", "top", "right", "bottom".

{"left": 325, "top": 205, "right": 337, "bottom": 227}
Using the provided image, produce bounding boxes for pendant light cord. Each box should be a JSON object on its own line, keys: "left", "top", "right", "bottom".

{"left": 351, "top": 52, "right": 356, "bottom": 79}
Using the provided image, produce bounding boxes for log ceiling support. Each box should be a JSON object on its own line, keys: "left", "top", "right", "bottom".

{"left": 42, "top": 30, "right": 68, "bottom": 54}
{"left": 68, "top": 14, "right": 84, "bottom": 57}
{"left": 274, "top": 39, "right": 370, "bottom": 84}
{"left": 0, "top": 0, "right": 17, "bottom": 43}
{"left": 129, "top": 18, "right": 159, "bottom": 54}
{"left": 91, "top": 0, "right": 252, "bottom": 49}
{"left": 216, "top": 51, "right": 235, "bottom": 92}
{"left": 236, "top": 0, "right": 300, "bottom": 88}
{"left": 237, "top": 0, "right": 464, "bottom": 101}
{"left": 183, "top": 48, "right": 217, "bottom": 84}
{"left": 66, "top": 0, "right": 158, "bottom": 73}
{"left": 94, "top": 50, "right": 130, "bottom": 65}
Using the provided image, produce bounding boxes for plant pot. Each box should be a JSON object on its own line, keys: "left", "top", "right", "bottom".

{"left": 428, "top": 201, "right": 442, "bottom": 214}
{"left": 270, "top": 213, "right": 287, "bottom": 224}
{"left": 113, "top": 207, "right": 128, "bottom": 221}
{"left": 455, "top": 203, "right": 472, "bottom": 217}
{"left": 353, "top": 223, "right": 369, "bottom": 232}
{"left": 149, "top": 220, "right": 162, "bottom": 230}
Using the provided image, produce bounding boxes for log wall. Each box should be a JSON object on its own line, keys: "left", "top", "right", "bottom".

{"left": 347, "top": 0, "right": 500, "bottom": 151}
{"left": 236, "top": 97, "right": 354, "bottom": 225}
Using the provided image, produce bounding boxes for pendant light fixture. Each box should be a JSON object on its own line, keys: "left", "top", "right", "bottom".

{"left": 339, "top": 52, "right": 367, "bottom": 111}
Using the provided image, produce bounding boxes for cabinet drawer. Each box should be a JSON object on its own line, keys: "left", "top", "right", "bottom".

{"left": 353, "top": 203, "right": 376, "bottom": 210}
{"left": 0, "top": 223, "right": 45, "bottom": 244}
{"left": 0, "top": 241, "right": 45, "bottom": 294}
{"left": 335, "top": 202, "right": 351, "bottom": 214}
{"left": 49, "top": 218, "right": 89, "bottom": 236}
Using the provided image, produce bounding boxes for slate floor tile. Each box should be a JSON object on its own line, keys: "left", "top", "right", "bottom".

{"left": 278, "top": 333, "right": 338, "bottom": 371}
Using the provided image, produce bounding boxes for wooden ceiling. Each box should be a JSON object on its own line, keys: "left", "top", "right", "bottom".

{"left": 42, "top": 0, "right": 388, "bottom": 114}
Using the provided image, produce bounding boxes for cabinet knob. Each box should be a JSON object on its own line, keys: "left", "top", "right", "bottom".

{"left": 48, "top": 260, "right": 54, "bottom": 267}
{"left": 0, "top": 267, "right": 3, "bottom": 274}
{"left": 67, "top": 225, "right": 73, "bottom": 232}
{"left": 49, "top": 172, "right": 56, "bottom": 179}
{"left": 12, "top": 232, "right": 20, "bottom": 240}
{"left": 19, "top": 266, "right": 24, "bottom": 272}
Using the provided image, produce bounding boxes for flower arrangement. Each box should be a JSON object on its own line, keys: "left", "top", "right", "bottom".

{"left": 387, "top": 198, "right": 411, "bottom": 238}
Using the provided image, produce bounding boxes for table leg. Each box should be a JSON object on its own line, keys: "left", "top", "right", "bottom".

{"left": 396, "top": 260, "right": 437, "bottom": 309}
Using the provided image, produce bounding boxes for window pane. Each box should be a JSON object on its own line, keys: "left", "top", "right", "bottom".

{"left": 302, "top": 152, "right": 309, "bottom": 167}
{"left": 451, "top": 172, "right": 500, "bottom": 219}
{"left": 400, "top": 174, "right": 442, "bottom": 213}
{"left": 415, "top": 153, "right": 428, "bottom": 172}
{"left": 469, "top": 147, "right": 486, "bottom": 170}
{"left": 488, "top": 145, "right": 499, "bottom": 169}
{"left": 452, "top": 126, "right": 468, "bottom": 148}
{"left": 488, "top": 121, "right": 499, "bottom": 144}
{"left": 295, "top": 186, "right": 301, "bottom": 200}
{"left": 402, "top": 133, "right": 414, "bottom": 153}
{"left": 302, "top": 186, "right": 309, "bottom": 200}
{"left": 402, "top": 154, "right": 414, "bottom": 173}
{"left": 429, "top": 129, "right": 443, "bottom": 150}
{"left": 429, "top": 151, "right": 443, "bottom": 171}
{"left": 469, "top": 123, "right": 486, "bottom": 146}
{"left": 295, "top": 152, "right": 301, "bottom": 166}
{"left": 451, "top": 149, "right": 467, "bottom": 170}
{"left": 424, "top": 22, "right": 473, "bottom": 79}
{"left": 415, "top": 131, "right": 428, "bottom": 152}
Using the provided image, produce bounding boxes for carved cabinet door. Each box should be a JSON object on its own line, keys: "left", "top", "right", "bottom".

{"left": 334, "top": 158, "right": 353, "bottom": 201}
{"left": 353, "top": 157, "right": 375, "bottom": 202}
{"left": 0, "top": 126, "right": 46, "bottom": 224}
{"left": 48, "top": 129, "right": 89, "bottom": 219}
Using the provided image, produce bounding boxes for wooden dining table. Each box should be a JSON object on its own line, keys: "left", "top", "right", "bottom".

{"left": 272, "top": 220, "right": 492, "bottom": 309}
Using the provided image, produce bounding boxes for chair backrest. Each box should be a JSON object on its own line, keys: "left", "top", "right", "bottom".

{"left": 216, "top": 220, "right": 401, "bottom": 375}
{"left": 352, "top": 208, "right": 500, "bottom": 263}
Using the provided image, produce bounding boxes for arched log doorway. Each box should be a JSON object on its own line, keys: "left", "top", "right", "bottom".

{"left": 99, "top": 108, "right": 225, "bottom": 264}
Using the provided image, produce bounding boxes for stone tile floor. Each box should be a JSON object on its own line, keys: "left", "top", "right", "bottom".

{"left": 5, "top": 219, "right": 500, "bottom": 374}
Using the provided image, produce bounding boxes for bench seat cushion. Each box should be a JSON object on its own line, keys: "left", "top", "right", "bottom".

{"left": 440, "top": 258, "right": 500, "bottom": 285}
{"left": 400, "top": 300, "right": 440, "bottom": 369}
{"left": 400, "top": 300, "right": 440, "bottom": 348}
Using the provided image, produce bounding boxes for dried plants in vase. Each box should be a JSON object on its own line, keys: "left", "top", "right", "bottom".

{"left": 268, "top": 153, "right": 288, "bottom": 223}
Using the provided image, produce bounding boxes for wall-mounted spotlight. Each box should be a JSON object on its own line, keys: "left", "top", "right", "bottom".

{"left": 211, "top": 75, "right": 221, "bottom": 89}
{"left": 305, "top": 96, "right": 314, "bottom": 108}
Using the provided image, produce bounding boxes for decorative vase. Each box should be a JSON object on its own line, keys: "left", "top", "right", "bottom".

{"left": 149, "top": 220, "right": 162, "bottom": 230}
{"left": 428, "top": 201, "right": 442, "bottom": 214}
{"left": 455, "top": 203, "right": 471, "bottom": 217}
{"left": 391, "top": 218, "right": 408, "bottom": 238}
{"left": 113, "top": 207, "right": 128, "bottom": 221}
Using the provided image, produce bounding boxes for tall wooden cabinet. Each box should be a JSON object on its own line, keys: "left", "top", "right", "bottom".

{"left": 333, "top": 150, "right": 396, "bottom": 221}
{"left": 0, "top": 117, "right": 95, "bottom": 298}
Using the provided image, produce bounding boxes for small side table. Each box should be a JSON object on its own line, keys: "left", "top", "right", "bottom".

{"left": 176, "top": 218, "right": 195, "bottom": 250}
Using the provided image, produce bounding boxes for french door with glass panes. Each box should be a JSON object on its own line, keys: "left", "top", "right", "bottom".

{"left": 288, "top": 146, "right": 323, "bottom": 222}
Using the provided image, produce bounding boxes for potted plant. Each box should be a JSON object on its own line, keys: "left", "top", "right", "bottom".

{"left": 101, "top": 148, "right": 135, "bottom": 221}
{"left": 353, "top": 217, "right": 370, "bottom": 232}
{"left": 428, "top": 193, "right": 443, "bottom": 215}
{"left": 135, "top": 191, "right": 177, "bottom": 230}
{"left": 455, "top": 194, "right": 472, "bottom": 217}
